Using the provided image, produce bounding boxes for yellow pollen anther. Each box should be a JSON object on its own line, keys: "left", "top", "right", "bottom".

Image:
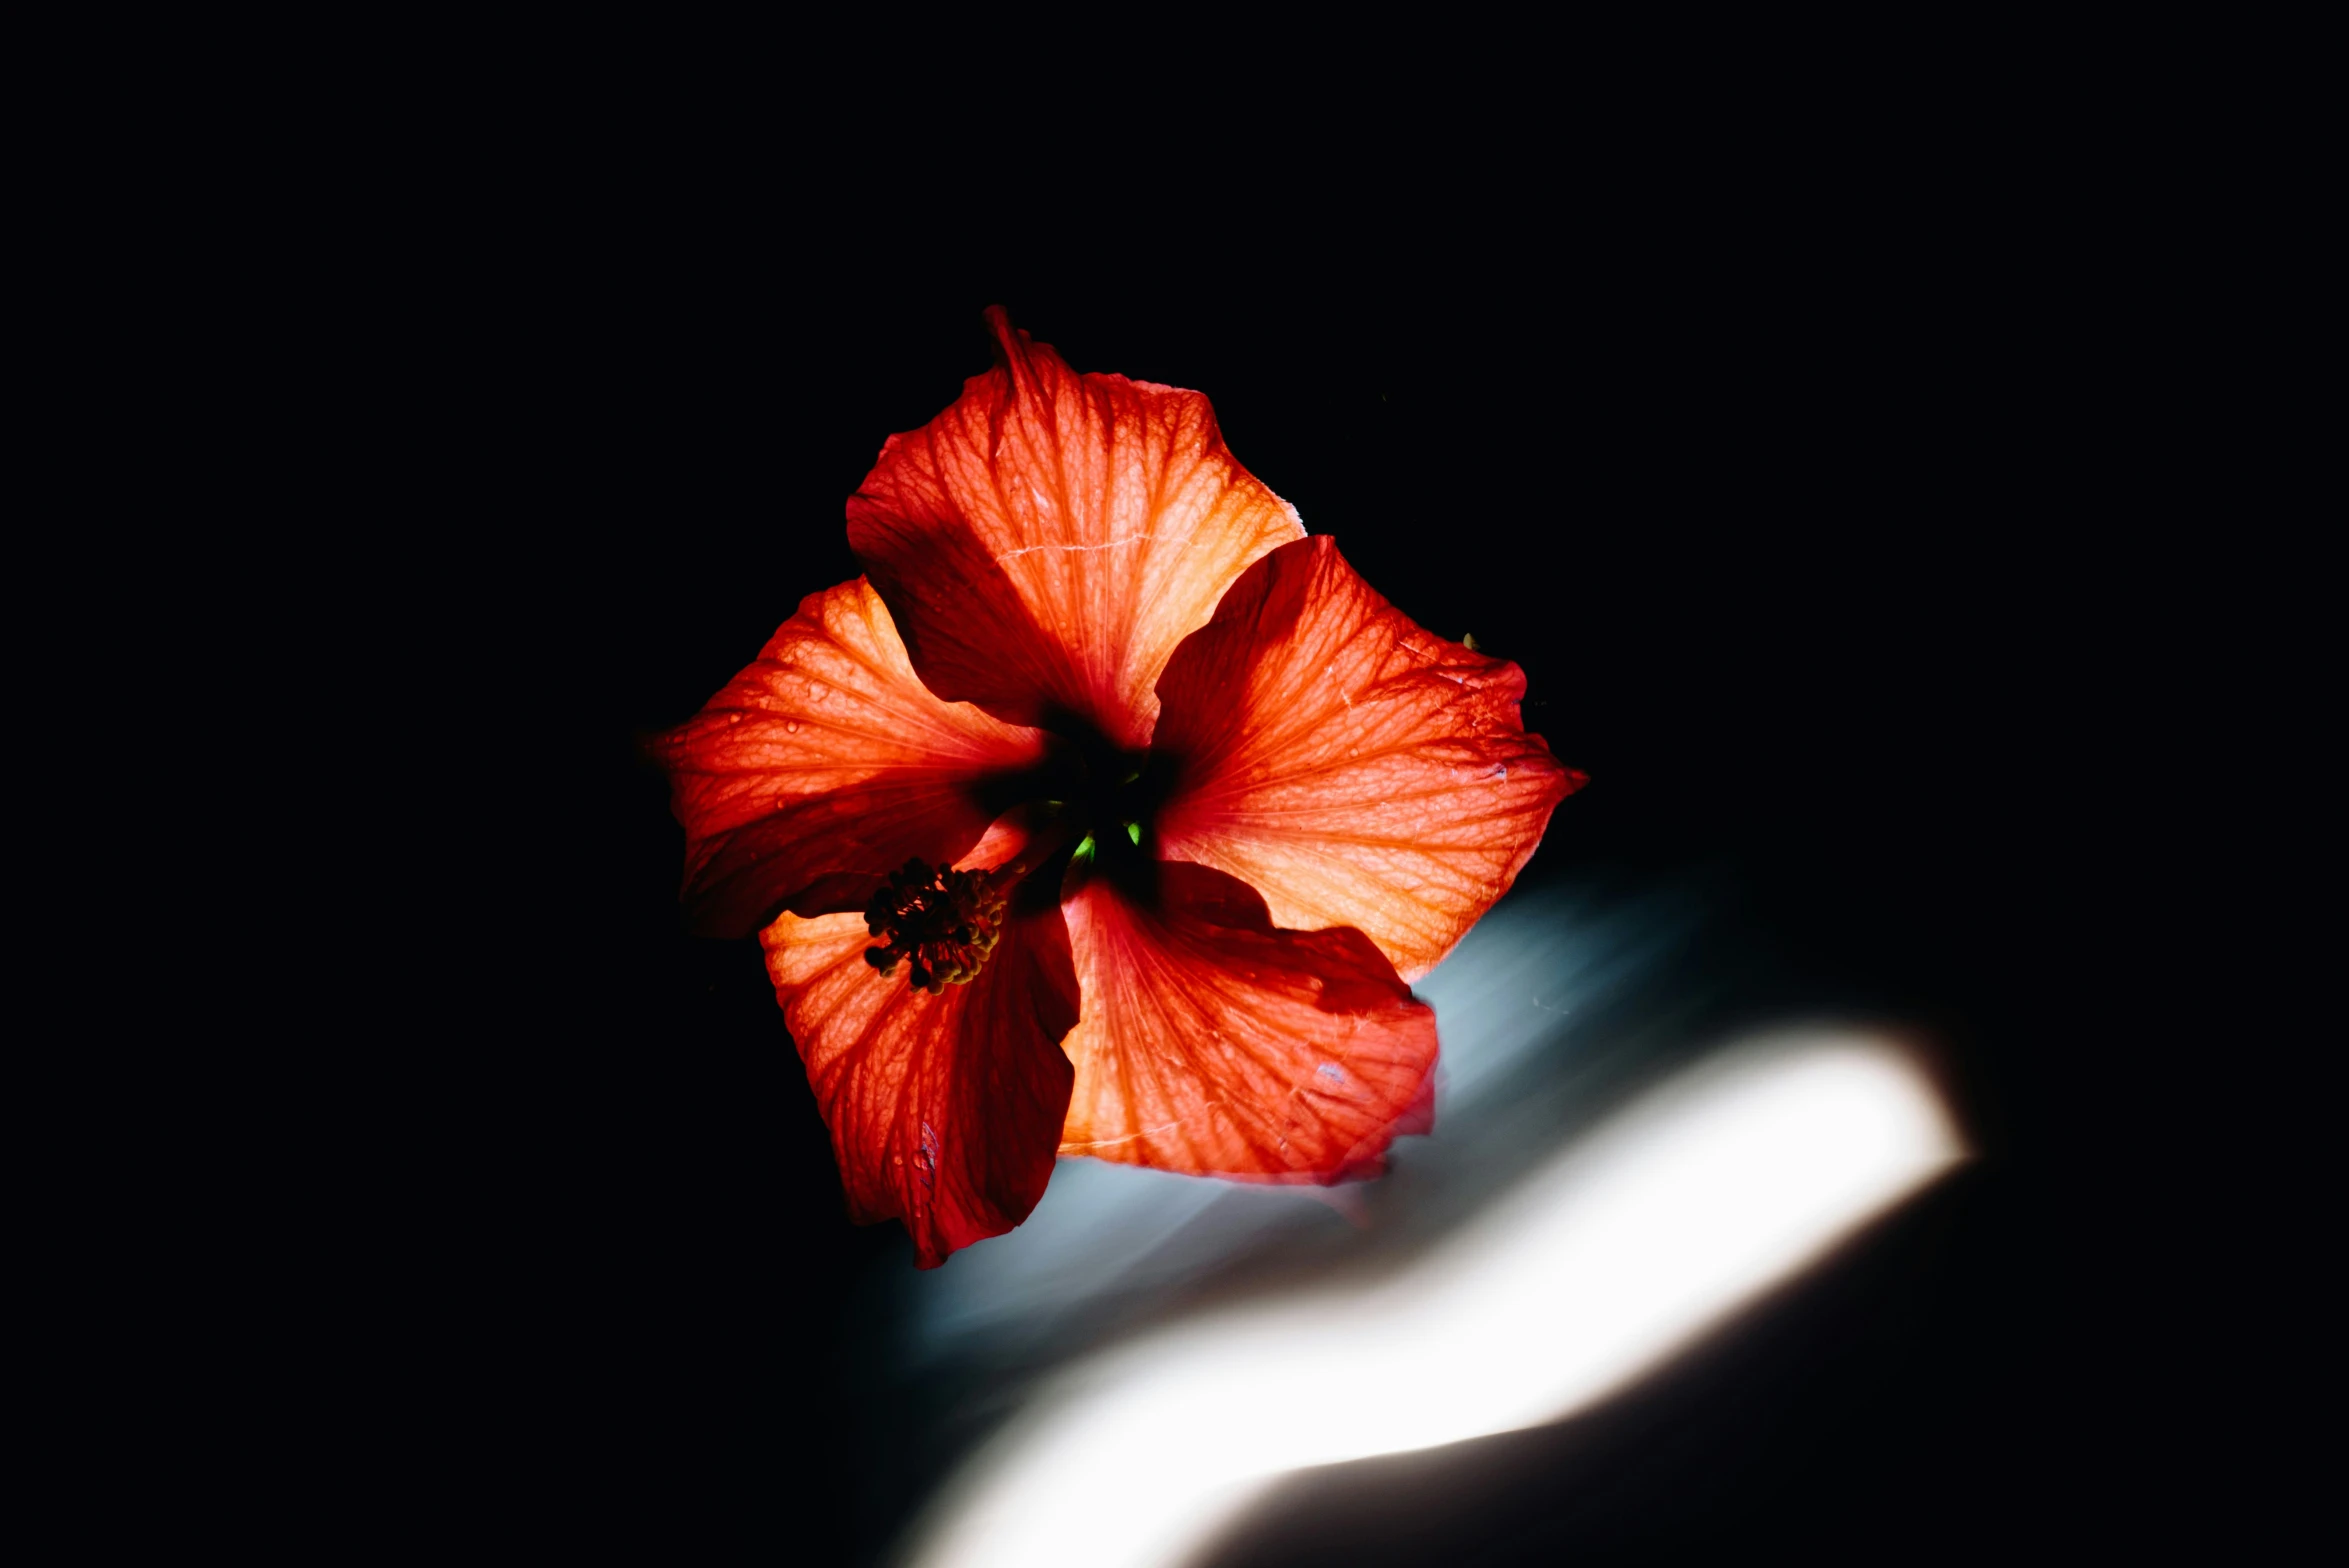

{"left": 862, "top": 859, "right": 1008, "bottom": 994}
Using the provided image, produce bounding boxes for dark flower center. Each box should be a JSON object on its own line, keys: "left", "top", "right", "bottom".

{"left": 862, "top": 721, "right": 1196, "bottom": 993}
{"left": 864, "top": 859, "right": 1008, "bottom": 994}
{"left": 1032, "top": 720, "right": 1183, "bottom": 849}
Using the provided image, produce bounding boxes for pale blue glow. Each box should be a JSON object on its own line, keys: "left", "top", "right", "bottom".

{"left": 899, "top": 886, "right": 1682, "bottom": 1365}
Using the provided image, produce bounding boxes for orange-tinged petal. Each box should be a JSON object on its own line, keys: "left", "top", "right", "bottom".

{"left": 1152, "top": 537, "right": 1585, "bottom": 982}
{"left": 650, "top": 578, "right": 1051, "bottom": 937}
{"left": 846, "top": 308, "right": 1305, "bottom": 751}
{"left": 1058, "top": 857, "right": 1436, "bottom": 1181}
{"left": 761, "top": 888, "right": 1079, "bottom": 1268}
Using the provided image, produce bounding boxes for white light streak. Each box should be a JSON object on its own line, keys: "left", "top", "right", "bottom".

{"left": 899, "top": 1031, "right": 1966, "bottom": 1568}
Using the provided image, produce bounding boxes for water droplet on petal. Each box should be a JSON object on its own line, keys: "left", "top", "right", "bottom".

{"left": 785, "top": 720, "right": 801, "bottom": 734}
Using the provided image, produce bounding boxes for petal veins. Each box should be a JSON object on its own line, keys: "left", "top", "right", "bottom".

{"left": 1153, "top": 537, "right": 1584, "bottom": 981}
{"left": 762, "top": 894, "right": 1079, "bottom": 1267}
{"left": 1058, "top": 858, "right": 1437, "bottom": 1182}
{"left": 846, "top": 308, "right": 1304, "bottom": 749}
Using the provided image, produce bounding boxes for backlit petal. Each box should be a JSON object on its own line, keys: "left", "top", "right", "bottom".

{"left": 1058, "top": 857, "right": 1436, "bottom": 1181}
{"left": 846, "top": 308, "right": 1305, "bottom": 750}
{"left": 1153, "top": 537, "right": 1584, "bottom": 982}
{"left": 651, "top": 578, "right": 1051, "bottom": 937}
{"left": 761, "top": 886, "right": 1080, "bottom": 1268}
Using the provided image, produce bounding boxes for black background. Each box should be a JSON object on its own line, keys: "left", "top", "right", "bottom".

{"left": 371, "top": 153, "right": 2082, "bottom": 1562}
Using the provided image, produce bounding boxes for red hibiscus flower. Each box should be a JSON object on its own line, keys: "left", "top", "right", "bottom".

{"left": 653, "top": 310, "right": 1584, "bottom": 1266}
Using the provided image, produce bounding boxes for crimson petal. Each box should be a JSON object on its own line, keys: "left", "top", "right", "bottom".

{"left": 651, "top": 578, "right": 1051, "bottom": 937}
{"left": 1058, "top": 857, "right": 1437, "bottom": 1181}
{"left": 761, "top": 891, "right": 1079, "bottom": 1268}
{"left": 846, "top": 308, "right": 1304, "bottom": 750}
{"left": 1153, "top": 537, "right": 1584, "bottom": 982}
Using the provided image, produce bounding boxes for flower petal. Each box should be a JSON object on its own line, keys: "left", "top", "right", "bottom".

{"left": 1152, "top": 537, "right": 1585, "bottom": 982}
{"left": 651, "top": 578, "right": 1051, "bottom": 937}
{"left": 1058, "top": 857, "right": 1437, "bottom": 1181}
{"left": 845, "top": 308, "right": 1305, "bottom": 750}
{"left": 761, "top": 884, "right": 1080, "bottom": 1268}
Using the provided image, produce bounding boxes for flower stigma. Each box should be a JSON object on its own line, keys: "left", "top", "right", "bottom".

{"left": 864, "top": 858, "right": 1008, "bottom": 994}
